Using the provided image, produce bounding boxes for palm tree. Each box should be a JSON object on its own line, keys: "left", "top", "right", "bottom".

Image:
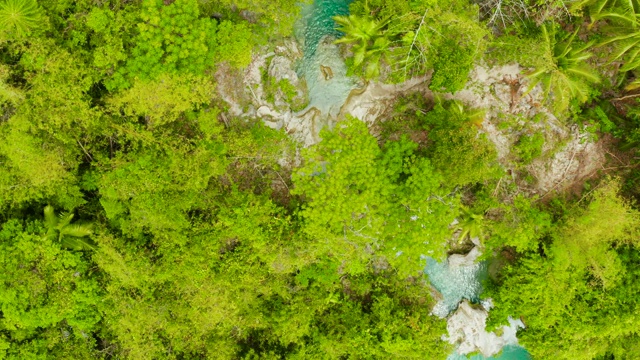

{"left": 574, "top": 0, "right": 640, "bottom": 89}
{"left": 526, "top": 23, "right": 600, "bottom": 113}
{"left": 0, "top": 0, "right": 42, "bottom": 38}
{"left": 455, "top": 205, "right": 486, "bottom": 244}
{"left": 333, "top": 14, "right": 391, "bottom": 79}
{"left": 43, "top": 205, "right": 96, "bottom": 251}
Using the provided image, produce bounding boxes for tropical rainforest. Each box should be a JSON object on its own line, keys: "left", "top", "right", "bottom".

{"left": 1, "top": 0, "right": 640, "bottom": 358}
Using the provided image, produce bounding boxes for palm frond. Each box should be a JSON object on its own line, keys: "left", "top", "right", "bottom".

{"left": 624, "top": 78, "right": 640, "bottom": 90}
{"left": 565, "top": 65, "right": 601, "bottom": 83}
{"left": 61, "top": 236, "right": 96, "bottom": 251}
{"left": 0, "top": 0, "right": 42, "bottom": 37}
{"left": 44, "top": 205, "right": 57, "bottom": 229}
{"left": 608, "top": 37, "right": 640, "bottom": 63}
{"left": 592, "top": 11, "right": 636, "bottom": 24}
{"left": 60, "top": 223, "right": 92, "bottom": 238}
{"left": 58, "top": 211, "right": 74, "bottom": 228}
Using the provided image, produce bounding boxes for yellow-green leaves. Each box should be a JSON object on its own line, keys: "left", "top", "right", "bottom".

{"left": 109, "top": 0, "right": 218, "bottom": 90}
{"left": 0, "top": 0, "right": 42, "bottom": 40}
{"left": 293, "top": 118, "right": 456, "bottom": 276}
{"left": 526, "top": 23, "right": 600, "bottom": 115}
{"left": 553, "top": 178, "right": 640, "bottom": 287}
{"left": 106, "top": 73, "right": 215, "bottom": 128}
{"left": 215, "top": 20, "right": 254, "bottom": 69}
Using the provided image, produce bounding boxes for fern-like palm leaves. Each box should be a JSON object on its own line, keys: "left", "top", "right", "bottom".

{"left": 576, "top": 0, "right": 640, "bottom": 87}
{"left": 333, "top": 14, "right": 391, "bottom": 79}
{"left": 455, "top": 206, "right": 486, "bottom": 244}
{"left": 44, "top": 205, "right": 95, "bottom": 251}
{"left": 526, "top": 23, "right": 600, "bottom": 113}
{"left": 0, "top": 0, "right": 42, "bottom": 38}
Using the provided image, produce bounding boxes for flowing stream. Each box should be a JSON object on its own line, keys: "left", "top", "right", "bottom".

{"left": 295, "top": 0, "right": 358, "bottom": 117}
{"left": 296, "top": 1, "right": 530, "bottom": 358}
{"left": 424, "top": 250, "right": 531, "bottom": 360}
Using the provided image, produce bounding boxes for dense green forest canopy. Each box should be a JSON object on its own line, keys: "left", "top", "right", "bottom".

{"left": 1, "top": 0, "right": 640, "bottom": 358}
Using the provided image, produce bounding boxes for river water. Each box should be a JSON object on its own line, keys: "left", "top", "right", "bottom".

{"left": 296, "top": 1, "right": 530, "bottom": 358}
{"left": 425, "top": 254, "right": 531, "bottom": 359}
{"left": 295, "top": 0, "right": 357, "bottom": 117}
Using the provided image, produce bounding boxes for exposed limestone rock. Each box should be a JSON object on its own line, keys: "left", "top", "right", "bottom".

{"left": 448, "top": 245, "right": 482, "bottom": 268}
{"left": 528, "top": 127, "right": 605, "bottom": 194}
{"left": 339, "top": 76, "right": 428, "bottom": 125}
{"left": 445, "top": 300, "right": 525, "bottom": 357}
{"left": 217, "top": 45, "right": 607, "bottom": 191}
{"left": 269, "top": 56, "right": 299, "bottom": 84}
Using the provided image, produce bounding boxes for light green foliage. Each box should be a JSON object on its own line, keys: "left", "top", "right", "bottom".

{"left": 293, "top": 118, "right": 457, "bottom": 275}
{"left": 487, "top": 194, "right": 552, "bottom": 252}
{"left": 109, "top": 0, "right": 218, "bottom": 89}
{"left": 421, "top": 101, "right": 502, "bottom": 186}
{"left": 526, "top": 23, "right": 600, "bottom": 115}
{"left": 107, "top": 73, "right": 215, "bottom": 128}
{"left": 334, "top": 14, "right": 391, "bottom": 79}
{"left": 553, "top": 179, "right": 640, "bottom": 287}
{"left": 17, "top": 40, "right": 99, "bottom": 141}
{"left": 0, "top": 0, "right": 42, "bottom": 39}
{"left": 0, "top": 40, "right": 94, "bottom": 209}
{"left": 215, "top": 20, "right": 253, "bottom": 68}
{"left": 514, "top": 132, "right": 545, "bottom": 164}
{"left": 487, "top": 178, "right": 640, "bottom": 359}
{"left": 293, "top": 117, "right": 389, "bottom": 240}
{"left": 0, "top": 116, "right": 84, "bottom": 209}
{"left": 429, "top": 39, "right": 476, "bottom": 93}
{"left": 0, "top": 219, "right": 103, "bottom": 356}
{"left": 0, "top": 64, "right": 23, "bottom": 106}
{"left": 489, "top": 27, "right": 554, "bottom": 69}
{"left": 3, "top": 0, "right": 640, "bottom": 357}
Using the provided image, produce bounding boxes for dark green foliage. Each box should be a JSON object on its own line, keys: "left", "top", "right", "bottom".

{"left": 43, "top": 206, "right": 95, "bottom": 251}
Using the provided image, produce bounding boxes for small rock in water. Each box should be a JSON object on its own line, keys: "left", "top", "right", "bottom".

{"left": 320, "top": 65, "right": 334, "bottom": 80}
